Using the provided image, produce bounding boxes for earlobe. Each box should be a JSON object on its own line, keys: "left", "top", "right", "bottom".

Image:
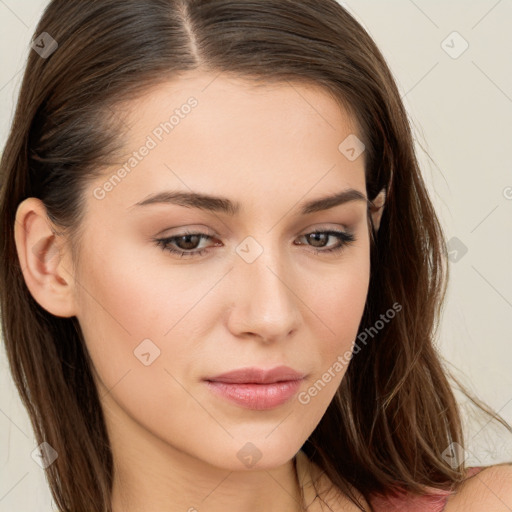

{"left": 369, "top": 188, "right": 386, "bottom": 232}
{"left": 14, "top": 197, "right": 78, "bottom": 318}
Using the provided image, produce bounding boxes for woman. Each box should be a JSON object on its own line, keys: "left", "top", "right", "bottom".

{"left": 1, "top": 1, "right": 511, "bottom": 511}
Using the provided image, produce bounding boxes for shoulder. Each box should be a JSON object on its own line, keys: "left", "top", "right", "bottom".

{"left": 296, "top": 452, "right": 512, "bottom": 512}
{"left": 445, "top": 463, "right": 512, "bottom": 512}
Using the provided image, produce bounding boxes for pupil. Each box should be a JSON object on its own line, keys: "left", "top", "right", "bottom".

{"left": 308, "top": 233, "right": 326, "bottom": 247}
{"left": 179, "top": 235, "right": 199, "bottom": 250}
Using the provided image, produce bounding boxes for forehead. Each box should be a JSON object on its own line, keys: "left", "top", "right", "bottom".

{"left": 90, "top": 71, "right": 366, "bottom": 214}
{"left": 114, "top": 70, "right": 362, "bottom": 156}
{"left": 119, "top": 71, "right": 358, "bottom": 129}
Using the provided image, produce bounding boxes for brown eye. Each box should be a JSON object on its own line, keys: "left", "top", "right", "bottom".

{"left": 155, "top": 231, "right": 216, "bottom": 258}
{"left": 173, "top": 234, "right": 203, "bottom": 251}
{"left": 306, "top": 232, "right": 330, "bottom": 248}
{"left": 295, "top": 230, "right": 356, "bottom": 254}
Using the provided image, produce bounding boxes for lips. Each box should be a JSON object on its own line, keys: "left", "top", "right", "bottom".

{"left": 204, "top": 365, "right": 306, "bottom": 410}
{"left": 205, "top": 365, "right": 305, "bottom": 384}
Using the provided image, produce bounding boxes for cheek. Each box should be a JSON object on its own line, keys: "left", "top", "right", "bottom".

{"left": 75, "top": 228, "right": 215, "bottom": 335}
{"left": 329, "top": 267, "right": 370, "bottom": 337}
{"left": 308, "top": 241, "right": 370, "bottom": 327}
{"left": 301, "top": 245, "right": 371, "bottom": 380}
{"left": 73, "top": 246, "right": 207, "bottom": 443}
{"left": 73, "top": 236, "right": 206, "bottom": 395}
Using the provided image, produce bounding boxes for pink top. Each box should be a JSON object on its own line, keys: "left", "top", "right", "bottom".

{"left": 368, "top": 467, "right": 484, "bottom": 511}
{"left": 295, "top": 451, "right": 484, "bottom": 511}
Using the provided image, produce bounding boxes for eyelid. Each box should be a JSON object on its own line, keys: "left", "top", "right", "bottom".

{"left": 299, "top": 222, "right": 352, "bottom": 233}
{"left": 155, "top": 222, "right": 353, "bottom": 242}
{"left": 154, "top": 224, "right": 218, "bottom": 238}
{"left": 153, "top": 225, "right": 356, "bottom": 259}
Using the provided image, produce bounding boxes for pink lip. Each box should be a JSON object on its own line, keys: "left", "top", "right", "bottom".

{"left": 206, "top": 365, "right": 305, "bottom": 384}
{"left": 204, "top": 366, "right": 305, "bottom": 410}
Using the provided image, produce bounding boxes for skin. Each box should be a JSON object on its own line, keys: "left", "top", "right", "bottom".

{"left": 15, "top": 71, "right": 512, "bottom": 511}
{"left": 444, "top": 464, "right": 512, "bottom": 512}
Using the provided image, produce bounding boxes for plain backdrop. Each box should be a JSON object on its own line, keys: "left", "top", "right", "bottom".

{"left": 1, "top": 0, "right": 511, "bottom": 510}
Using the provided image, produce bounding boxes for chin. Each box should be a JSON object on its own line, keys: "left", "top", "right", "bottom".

{"left": 200, "top": 434, "right": 304, "bottom": 472}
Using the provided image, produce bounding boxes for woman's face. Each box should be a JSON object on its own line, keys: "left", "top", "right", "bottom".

{"left": 72, "top": 71, "right": 373, "bottom": 471}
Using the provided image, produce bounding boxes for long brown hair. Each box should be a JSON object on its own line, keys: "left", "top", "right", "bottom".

{"left": 0, "top": 1, "right": 509, "bottom": 511}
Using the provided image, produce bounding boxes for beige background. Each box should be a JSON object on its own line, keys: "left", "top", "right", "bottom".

{"left": 1, "top": 0, "right": 511, "bottom": 509}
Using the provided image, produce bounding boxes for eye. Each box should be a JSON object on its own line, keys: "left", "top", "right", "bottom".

{"left": 154, "top": 229, "right": 356, "bottom": 258}
{"left": 294, "top": 229, "right": 356, "bottom": 255}
{"left": 154, "top": 230, "right": 219, "bottom": 258}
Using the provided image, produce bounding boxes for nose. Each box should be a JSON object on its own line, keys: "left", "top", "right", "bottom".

{"left": 225, "top": 241, "right": 302, "bottom": 343}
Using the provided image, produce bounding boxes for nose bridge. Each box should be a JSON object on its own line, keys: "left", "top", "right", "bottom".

{"left": 228, "top": 233, "right": 301, "bottom": 340}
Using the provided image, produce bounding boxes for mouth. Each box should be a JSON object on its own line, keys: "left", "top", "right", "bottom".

{"left": 204, "top": 366, "right": 305, "bottom": 410}
{"left": 205, "top": 365, "right": 305, "bottom": 384}
{"left": 204, "top": 380, "right": 304, "bottom": 410}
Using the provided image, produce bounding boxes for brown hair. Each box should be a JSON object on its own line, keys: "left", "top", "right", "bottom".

{"left": 0, "top": 1, "right": 509, "bottom": 511}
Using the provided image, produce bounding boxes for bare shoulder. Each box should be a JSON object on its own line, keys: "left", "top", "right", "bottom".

{"left": 445, "top": 463, "right": 512, "bottom": 512}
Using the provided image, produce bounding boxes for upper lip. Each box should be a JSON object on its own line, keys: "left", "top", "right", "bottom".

{"left": 206, "top": 365, "right": 305, "bottom": 384}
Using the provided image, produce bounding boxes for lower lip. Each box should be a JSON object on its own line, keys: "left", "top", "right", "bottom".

{"left": 205, "top": 379, "right": 303, "bottom": 410}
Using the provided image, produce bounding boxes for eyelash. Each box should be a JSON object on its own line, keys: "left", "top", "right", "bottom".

{"left": 154, "top": 229, "right": 356, "bottom": 258}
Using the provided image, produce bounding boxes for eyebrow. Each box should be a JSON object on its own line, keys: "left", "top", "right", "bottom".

{"left": 130, "top": 188, "right": 368, "bottom": 215}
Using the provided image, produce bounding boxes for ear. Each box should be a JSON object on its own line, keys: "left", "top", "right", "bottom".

{"left": 14, "top": 197, "right": 78, "bottom": 318}
{"left": 369, "top": 188, "right": 386, "bottom": 232}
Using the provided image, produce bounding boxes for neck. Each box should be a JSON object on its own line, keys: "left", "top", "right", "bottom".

{"left": 108, "top": 409, "right": 305, "bottom": 512}
{"left": 111, "top": 450, "right": 304, "bottom": 512}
